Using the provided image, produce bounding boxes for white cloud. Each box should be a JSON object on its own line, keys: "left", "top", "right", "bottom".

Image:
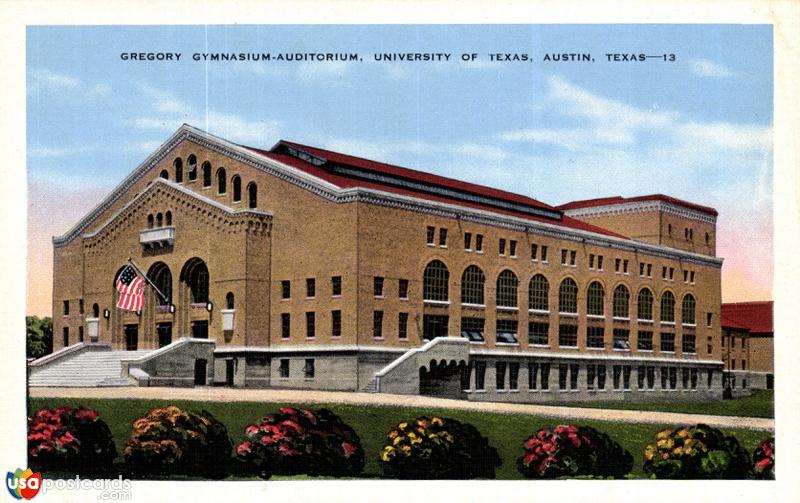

{"left": 28, "top": 145, "right": 98, "bottom": 158}
{"left": 87, "top": 83, "right": 112, "bottom": 97}
{"left": 28, "top": 68, "right": 111, "bottom": 99}
{"left": 29, "top": 69, "right": 80, "bottom": 89}
{"left": 688, "top": 58, "right": 736, "bottom": 78}
{"left": 138, "top": 84, "right": 194, "bottom": 115}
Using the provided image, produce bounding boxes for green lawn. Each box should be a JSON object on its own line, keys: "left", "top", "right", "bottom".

{"left": 553, "top": 390, "right": 774, "bottom": 419}
{"left": 28, "top": 397, "right": 771, "bottom": 480}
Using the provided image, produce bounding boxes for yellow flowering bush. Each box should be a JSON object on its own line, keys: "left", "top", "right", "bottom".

{"left": 643, "top": 424, "right": 750, "bottom": 479}
{"left": 380, "top": 416, "right": 500, "bottom": 479}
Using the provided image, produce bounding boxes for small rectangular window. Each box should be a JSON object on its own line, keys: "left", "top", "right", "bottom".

{"left": 496, "top": 319, "right": 518, "bottom": 344}
{"left": 373, "top": 311, "right": 384, "bottom": 339}
{"left": 398, "top": 279, "right": 409, "bottom": 299}
{"left": 623, "top": 259, "right": 629, "bottom": 274}
{"left": 613, "top": 365, "right": 622, "bottom": 390}
{"left": 662, "top": 266, "right": 667, "bottom": 279}
{"left": 558, "top": 364, "right": 568, "bottom": 391}
{"left": 587, "top": 364, "right": 596, "bottom": 390}
{"left": 63, "top": 300, "right": 70, "bottom": 316}
{"left": 589, "top": 254, "right": 595, "bottom": 269}
{"left": 306, "top": 278, "right": 315, "bottom": 298}
{"left": 615, "top": 258, "right": 621, "bottom": 272}
{"left": 331, "top": 310, "right": 341, "bottom": 338}
{"left": 304, "top": 358, "right": 315, "bottom": 379}
{"left": 464, "top": 232, "right": 472, "bottom": 250}
{"left": 707, "top": 313, "right": 713, "bottom": 327}
{"left": 646, "top": 264, "right": 652, "bottom": 277}
{"left": 531, "top": 244, "right": 538, "bottom": 261}
{"left": 426, "top": 226, "right": 435, "bottom": 245}
{"left": 528, "top": 322, "right": 549, "bottom": 346}
{"left": 637, "top": 365, "right": 646, "bottom": 390}
{"left": 528, "top": 363, "right": 539, "bottom": 390}
{"left": 509, "top": 362, "right": 519, "bottom": 391}
{"left": 623, "top": 366, "right": 631, "bottom": 390}
{"left": 613, "top": 328, "right": 630, "bottom": 350}
{"left": 682, "top": 334, "right": 696, "bottom": 354}
{"left": 509, "top": 240, "right": 517, "bottom": 257}
{"left": 597, "top": 365, "right": 606, "bottom": 390}
{"left": 78, "top": 326, "right": 84, "bottom": 342}
{"left": 281, "top": 280, "right": 291, "bottom": 299}
{"left": 439, "top": 228, "right": 448, "bottom": 247}
{"left": 306, "top": 312, "right": 315, "bottom": 339}
{"left": 661, "top": 332, "right": 675, "bottom": 352}
{"left": 475, "top": 234, "right": 483, "bottom": 252}
{"left": 640, "top": 263, "right": 645, "bottom": 276}
{"left": 684, "top": 270, "right": 689, "bottom": 283}
{"left": 279, "top": 359, "right": 289, "bottom": 378}
{"left": 332, "top": 276, "right": 342, "bottom": 296}
{"left": 587, "top": 326, "right": 604, "bottom": 349}
{"left": 637, "top": 330, "right": 653, "bottom": 351}
{"left": 707, "top": 336, "right": 713, "bottom": 354}
{"left": 690, "top": 271, "right": 696, "bottom": 284}
{"left": 561, "top": 249, "right": 568, "bottom": 266}
{"left": 374, "top": 277, "right": 384, "bottom": 297}
{"left": 79, "top": 299, "right": 84, "bottom": 314}
{"left": 742, "top": 359, "right": 746, "bottom": 370}
{"left": 569, "top": 250, "right": 576, "bottom": 266}
{"left": 669, "top": 267, "right": 674, "bottom": 280}
{"left": 570, "top": 364, "right": 579, "bottom": 390}
{"left": 540, "top": 363, "right": 550, "bottom": 390}
{"left": 475, "top": 361, "right": 486, "bottom": 391}
{"left": 281, "top": 313, "right": 290, "bottom": 339}
{"left": 597, "top": 255, "right": 603, "bottom": 270}
{"left": 559, "top": 324, "right": 578, "bottom": 347}
{"left": 541, "top": 245, "right": 548, "bottom": 262}
{"left": 499, "top": 238, "right": 506, "bottom": 256}
{"left": 399, "top": 313, "right": 408, "bottom": 339}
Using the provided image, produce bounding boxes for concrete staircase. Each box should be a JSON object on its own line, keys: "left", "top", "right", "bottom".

{"left": 361, "top": 377, "right": 379, "bottom": 393}
{"left": 28, "top": 350, "right": 152, "bottom": 387}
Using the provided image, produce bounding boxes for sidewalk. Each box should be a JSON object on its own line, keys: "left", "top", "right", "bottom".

{"left": 29, "top": 386, "right": 774, "bottom": 431}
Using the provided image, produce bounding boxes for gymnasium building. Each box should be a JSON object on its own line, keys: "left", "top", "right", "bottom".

{"left": 30, "top": 124, "right": 727, "bottom": 402}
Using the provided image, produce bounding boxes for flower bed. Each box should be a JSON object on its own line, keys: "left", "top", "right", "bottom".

{"left": 644, "top": 424, "right": 751, "bottom": 479}
{"left": 380, "top": 416, "right": 501, "bottom": 479}
{"left": 123, "top": 405, "right": 232, "bottom": 479}
{"left": 236, "top": 407, "right": 364, "bottom": 479}
{"left": 752, "top": 437, "right": 775, "bottom": 479}
{"left": 28, "top": 406, "right": 116, "bottom": 475}
{"left": 517, "top": 425, "right": 632, "bottom": 478}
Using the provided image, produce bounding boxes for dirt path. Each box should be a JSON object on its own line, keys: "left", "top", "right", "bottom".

{"left": 29, "top": 386, "right": 774, "bottom": 431}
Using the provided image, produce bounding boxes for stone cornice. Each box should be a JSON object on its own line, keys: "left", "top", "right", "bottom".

{"left": 563, "top": 200, "right": 717, "bottom": 225}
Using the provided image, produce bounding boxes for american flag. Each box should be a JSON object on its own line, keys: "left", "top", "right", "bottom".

{"left": 116, "top": 265, "right": 145, "bottom": 312}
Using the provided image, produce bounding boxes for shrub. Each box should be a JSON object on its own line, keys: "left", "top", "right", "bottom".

{"left": 516, "top": 425, "right": 632, "bottom": 478}
{"left": 643, "top": 424, "right": 751, "bottom": 479}
{"left": 28, "top": 406, "right": 116, "bottom": 475}
{"left": 380, "top": 416, "right": 501, "bottom": 479}
{"left": 752, "top": 437, "right": 775, "bottom": 479}
{"left": 123, "top": 405, "right": 232, "bottom": 479}
{"left": 235, "top": 407, "right": 364, "bottom": 479}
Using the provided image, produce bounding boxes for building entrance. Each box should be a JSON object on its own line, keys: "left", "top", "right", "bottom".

{"left": 124, "top": 325, "right": 139, "bottom": 350}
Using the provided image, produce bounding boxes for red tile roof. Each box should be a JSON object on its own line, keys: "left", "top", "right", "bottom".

{"left": 558, "top": 194, "right": 718, "bottom": 217}
{"left": 721, "top": 301, "right": 773, "bottom": 334}
{"left": 242, "top": 141, "right": 629, "bottom": 239}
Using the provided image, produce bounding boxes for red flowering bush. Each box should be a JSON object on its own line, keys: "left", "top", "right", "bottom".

{"left": 752, "top": 437, "right": 775, "bottom": 479}
{"left": 123, "top": 406, "right": 232, "bottom": 479}
{"left": 380, "top": 416, "right": 501, "bottom": 479}
{"left": 236, "top": 407, "right": 364, "bottom": 479}
{"left": 643, "top": 424, "right": 751, "bottom": 479}
{"left": 28, "top": 406, "right": 116, "bottom": 474}
{"left": 517, "top": 425, "right": 632, "bottom": 478}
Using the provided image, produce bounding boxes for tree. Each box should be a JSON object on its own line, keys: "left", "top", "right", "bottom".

{"left": 26, "top": 316, "right": 53, "bottom": 359}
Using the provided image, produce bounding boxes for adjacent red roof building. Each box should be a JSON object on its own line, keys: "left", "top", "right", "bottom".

{"left": 721, "top": 301, "right": 774, "bottom": 335}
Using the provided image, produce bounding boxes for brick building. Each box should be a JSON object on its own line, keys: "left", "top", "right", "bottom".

{"left": 38, "top": 124, "right": 726, "bottom": 402}
{"left": 721, "top": 301, "right": 774, "bottom": 392}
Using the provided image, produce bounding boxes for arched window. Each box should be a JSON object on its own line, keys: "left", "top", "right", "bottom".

{"left": 202, "top": 162, "right": 212, "bottom": 187}
{"left": 183, "top": 259, "right": 209, "bottom": 304}
{"left": 496, "top": 269, "right": 518, "bottom": 308}
{"left": 165, "top": 211, "right": 172, "bottom": 226}
{"left": 682, "top": 294, "right": 696, "bottom": 325}
{"left": 637, "top": 288, "right": 653, "bottom": 321}
{"left": 460, "top": 265, "right": 485, "bottom": 305}
{"left": 232, "top": 175, "right": 242, "bottom": 201}
{"left": 174, "top": 158, "right": 183, "bottom": 183}
{"left": 187, "top": 154, "right": 197, "bottom": 181}
{"left": 148, "top": 262, "right": 172, "bottom": 306}
{"left": 226, "top": 292, "right": 235, "bottom": 310}
{"left": 587, "top": 281, "right": 604, "bottom": 316}
{"left": 660, "top": 291, "right": 675, "bottom": 323}
{"left": 423, "top": 260, "right": 449, "bottom": 302}
{"left": 529, "top": 274, "right": 549, "bottom": 311}
{"left": 159, "top": 169, "right": 169, "bottom": 180}
{"left": 147, "top": 214, "right": 154, "bottom": 229}
{"left": 92, "top": 303, "right": 99, "bottom": 318}
{"left": 248, "top": 183, "right": 258, "bottom": 208}
{"left": 156, "top": 213, "right": 163, "bottom": 227}
{"left": 217, "top": 168, "right": 227, "bottom": 194}
{"left": 613, "top": 285, "right": 630, "bottom": 318}
{"left": 559, "top": 278, "right": 578, "bottom": 313}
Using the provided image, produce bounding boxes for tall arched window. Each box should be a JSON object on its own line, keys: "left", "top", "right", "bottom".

{"left": 232, "top": 175, "right": 242, "bottom": 201}
{"left": 165, "top": 211, "right": 172, "bottom": 226}
{"left": 226, "top": 292, "right": 235, "bottom": 310}
{"left": 587, "top": 281, "right": 604, "bottom": 316}
{"left": 637, "top": 288, "right": 653, "bottom": 321}
{"left": 183, "top": 259, "right": 209, "bottom": 304}
{"left": 174, "top": 158, "right": 183, "bottom": 183}
{"left": 147, "top": 214, "right": 154, "bottom": 229}
{"left": 528, "top": 274, "right": 549, "bottom": 311}
{"left": 159, "top": 169, "right": 169, "bottom": 180}
{"left": 559, "top": 278, "right": 578, "bottom": 313}
{"left": 660, "top": 291, "right": 675, "bottom": 323}
{"left": 496, "top": 270, "right": 518, "bottom": 307}
{"left": 682, "top": 294, "right": 696, "bottom": 325}
{"left": 460, "top": 265, "right": 485, "bottom": 305}
{"left": 423, "top": 260, "right": 449, "bottom": 302}
{"left": 187, "top": 154, "right": 197, "bottom": 181}
{"left": 156, "top": 213, "right": 163, "bottom": 227}
{"left": 148, "top": 262, "right": 172, "bottom": 306}
{"left": 217, "top": 168, "right": 227, "bottom": 194}
{"left": 202, "top": 162, "right": 212, "bottom": 187}
{"left": 248, "top": 182, "right": 258, "bottom": 209}
{"left": 613, "top": 285, "right": 630, "bottom": 318}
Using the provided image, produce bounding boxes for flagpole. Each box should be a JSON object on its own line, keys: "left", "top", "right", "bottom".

{"left": 127, "top": 257, "right": 170, "bottom": 304}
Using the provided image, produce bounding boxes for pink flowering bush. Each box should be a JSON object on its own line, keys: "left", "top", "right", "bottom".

{"left": 28, "top": 406, "right": 116, "bottom": 474}
{"left": 235, "top": 407, "right": 364, "bottom": 479}
{"left": 517, "top": 425, "right": 632, "bottom": 478}
{"left": 752, "top": 437, "right": 775, "bottom": 479}
{"left": 123, "top": 406, "right": 232, "bottom": 479}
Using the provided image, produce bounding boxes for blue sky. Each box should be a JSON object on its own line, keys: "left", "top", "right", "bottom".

{"left": 25, "top": 24, "right": 773, "bottom": 314}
